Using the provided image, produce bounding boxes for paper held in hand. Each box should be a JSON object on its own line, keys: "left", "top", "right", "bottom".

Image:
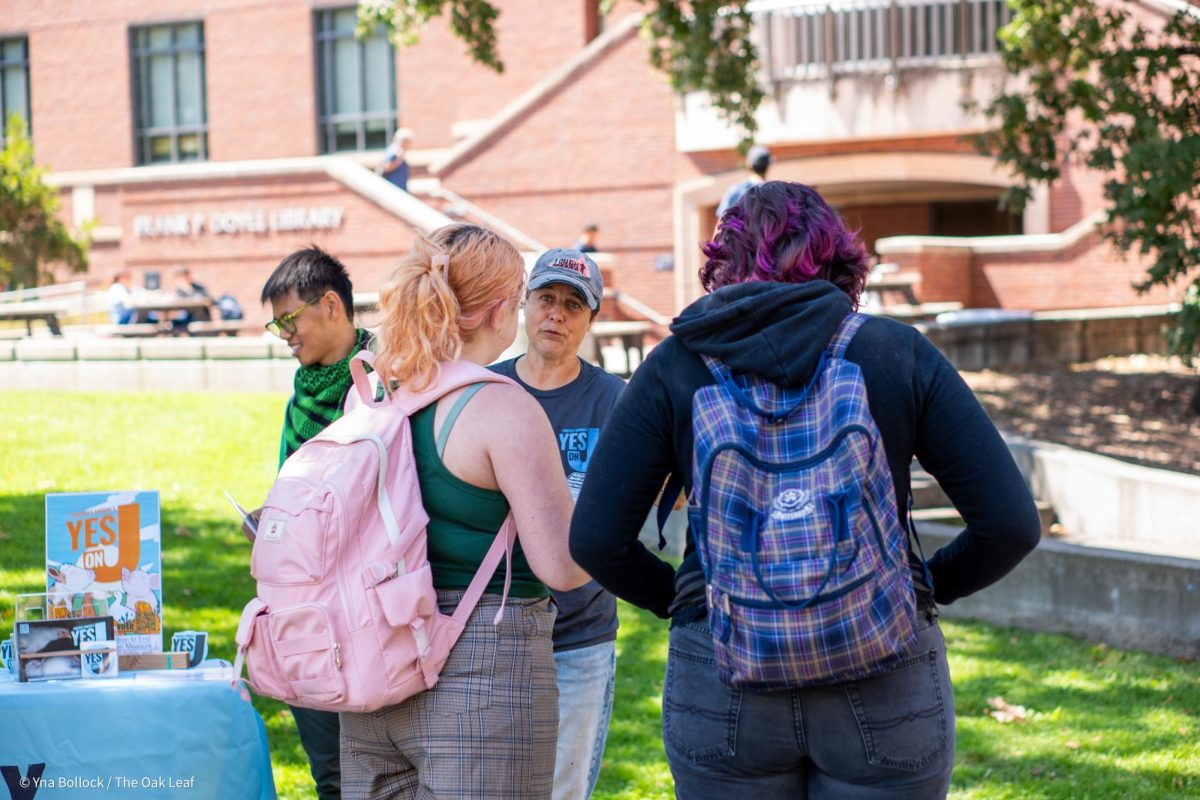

{"left": 223, "top": 490, "right": 258, "bottom": 536}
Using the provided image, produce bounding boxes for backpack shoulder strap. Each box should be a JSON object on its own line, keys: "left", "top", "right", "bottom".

{"left": 391, "top": 360, "right": 517, "bottom": 414}
{"left": 436, "top": 382, "right": 489, "bottom": 458}
{"left": 420, "top": 361, "right": 521, "bottom": 629}
{"left": 452, "top": 513, "right": 518, "bottom": 630}
{"left": 826, "top": 312, "right": 867, "bottom": 359}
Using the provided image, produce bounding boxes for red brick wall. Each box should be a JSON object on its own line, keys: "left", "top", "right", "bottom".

{"left": 1048, "top": 159, "right": 1112, "bottom": 233}
{"left": 4, "top": 0, "right": 323, "bottom": 169}
{"left": 12, "top": 6, "right": 133, "bottom": 170}
{"left": 3, "top": 0, "right": 591, "bottom": 167}
{"left": 438, "top": 25, "right": 698, "bottom": 317}
{"left": 889, "top": 233, "right": 1181, "bottom": 310}
{"left": 887, "top": 250, "right": 972, "bottom": 305}
{"left": 78, "top": 174, "right": 418, "bottom": 325}
{"left": 974, "top": 235, "right": 1179, "bottom": 310}
{"left": 397, "top": 0, "right": 592, "bottom": 148}
{"left": 206, "top": 4, "right": 316, "bottom": 160}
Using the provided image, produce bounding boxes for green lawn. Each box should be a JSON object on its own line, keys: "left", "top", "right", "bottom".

{"left": 1, "top": 391, "right": 1196, "bottom": 799}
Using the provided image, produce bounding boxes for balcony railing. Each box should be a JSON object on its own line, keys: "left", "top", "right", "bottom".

{"left": 749, "top": 0, "right": 1013, "bottom": 82}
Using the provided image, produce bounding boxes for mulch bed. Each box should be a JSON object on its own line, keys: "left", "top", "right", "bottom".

{"left": 961, "top": 355, "right": 1200, "bottom": 477}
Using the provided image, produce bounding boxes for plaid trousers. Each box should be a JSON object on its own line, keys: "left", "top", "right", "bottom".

{"left": 340, "top": 592, "right": 558, "bottom": 800}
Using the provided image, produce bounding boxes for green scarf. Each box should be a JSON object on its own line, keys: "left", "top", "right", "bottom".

{"left": 279, "top": 328, "right": 372, "bottom": 466}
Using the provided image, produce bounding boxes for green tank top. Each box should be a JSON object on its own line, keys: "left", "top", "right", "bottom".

{"left": 410, "top": 388, "right": 548, "bottom": 598}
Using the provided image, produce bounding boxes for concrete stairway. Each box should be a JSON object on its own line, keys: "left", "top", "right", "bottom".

{"left": 910, "top": 465, "right": 1057, "bottom": 534}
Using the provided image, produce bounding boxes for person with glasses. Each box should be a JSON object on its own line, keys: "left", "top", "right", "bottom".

{"left": 262, "top": 246, "right": 371, "bottom": 466}
{"left": 252, "top": 244, "right": 371, "bottom": 800}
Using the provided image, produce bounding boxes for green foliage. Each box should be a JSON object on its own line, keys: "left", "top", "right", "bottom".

{"left": 0, "top": 113, "right": 89, "bottom": 289}
{"left": 974, "top": 1, "right": 1200, "bottom": 359}
{"left": 356, "top": 0, "right": 763, "bottom": 144}
{"left": 639, "top": 1, "right": 763, "bottom": 145}
{"left": 357, "top": 0, "right": 503, "bottom": 72}
{"left": 3, "top": 390, "right": 1200, "bottom": 798}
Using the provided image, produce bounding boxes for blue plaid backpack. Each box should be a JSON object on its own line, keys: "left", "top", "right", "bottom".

{"left": 687, "top": 312, "right": 919, "bottom": 688}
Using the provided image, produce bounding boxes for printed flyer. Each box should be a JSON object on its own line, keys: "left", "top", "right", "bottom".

{"left": 14, "top": 617, "right": 116, "bottom": 682}
{"left": 45, "top": 491, "right": 163, "bottom": 654}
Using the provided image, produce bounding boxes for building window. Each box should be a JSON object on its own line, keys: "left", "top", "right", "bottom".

{"left": 130, "top": 22, "right": 208, "bottom": 164}
{"left": 315, "top": 8, "right": 397, "bottom": 153}
{"left": 0, "top": 36, "right": 31, "bottom": 141}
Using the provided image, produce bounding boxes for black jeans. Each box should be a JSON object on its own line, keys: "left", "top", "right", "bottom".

{"left": 291, "top": 705, "right": 341, "bottom": 800}
{"left": 662, "top": 611, "right": 954, "bottom": 799}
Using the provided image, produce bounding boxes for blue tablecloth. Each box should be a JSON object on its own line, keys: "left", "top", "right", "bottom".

{"left": 0, "top": 661, "right": 275, "bottom": 799}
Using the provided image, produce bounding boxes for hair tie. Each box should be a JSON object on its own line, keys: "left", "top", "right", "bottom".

{"left": 431, "top": 254, "right": 450, "bottom": 282}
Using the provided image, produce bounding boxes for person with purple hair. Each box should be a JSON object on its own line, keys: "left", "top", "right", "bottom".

{"left": 569, "top": 181, "right": 1040, "bottom": 797}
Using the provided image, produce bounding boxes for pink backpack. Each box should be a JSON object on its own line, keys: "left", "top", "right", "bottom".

{"left": 233, "top": 352, "right": 519, "bottom": 713}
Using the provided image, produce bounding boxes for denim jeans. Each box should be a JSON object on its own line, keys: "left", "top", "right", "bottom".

{"left": 662, "top": 612, "right": 954, "bottom": 799}
{"left": 553, "top": 640, "right": 617, "bottom": 800}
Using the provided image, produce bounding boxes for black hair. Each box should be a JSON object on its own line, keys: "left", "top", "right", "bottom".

{"left": 261, "top": 246, "right": 354, "bottom": 320}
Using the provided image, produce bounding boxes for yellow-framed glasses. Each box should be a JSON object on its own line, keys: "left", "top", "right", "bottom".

{"left": 265, "top": 296, "right": 319, "bottom": 336}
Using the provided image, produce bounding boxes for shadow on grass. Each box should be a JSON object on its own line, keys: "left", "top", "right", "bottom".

{"left": 946, "top": 620, "right": 1199, "bottom": 799}
{"left": 953, "top": 729, "right": 1198, "bottom": 799}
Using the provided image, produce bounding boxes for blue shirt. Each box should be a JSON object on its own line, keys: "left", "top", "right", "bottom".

{"left": 490, "top": 356, "right": 626, "bottom": 651}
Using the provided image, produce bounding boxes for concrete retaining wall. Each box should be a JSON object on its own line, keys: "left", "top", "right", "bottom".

{"left": 1006, "top": 437, "right": 1200, "bottom": 559}
{"left": 921, "top": 523, "right": 1200, "bottom": 660}
{"left": 641, "top": 431, "right": 1200, "bottom": 658}
{"left": 0, "top": 329, "right": 532, "bottom": 393}
{"left": 0, "top": 305, "right": 1177, "bottom": 391}
{"left": 0, "top": 337, "right": 299, "bottom": 393}
{"left": 919, "top": 305, "right": 1176, "bottom": 371}
{"left": 641, "top": 513, "right": 1200, "bottom": 659}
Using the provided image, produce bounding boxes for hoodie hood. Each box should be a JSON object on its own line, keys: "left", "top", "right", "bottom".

{"left": 669, "top": 280, "right": 852, "bottom": 387}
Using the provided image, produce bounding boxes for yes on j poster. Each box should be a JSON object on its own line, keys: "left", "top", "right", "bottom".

{"left": 45, "top": 491, "right": 163, "bottom": 654}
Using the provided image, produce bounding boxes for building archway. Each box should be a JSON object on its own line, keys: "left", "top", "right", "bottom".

{"left": 673, "top": 151, "right": 1046, "bottom": 309}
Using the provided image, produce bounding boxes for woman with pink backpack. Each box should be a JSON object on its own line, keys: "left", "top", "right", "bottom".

{"left": 339, "top": 223, "right": 591, "bottom": 798}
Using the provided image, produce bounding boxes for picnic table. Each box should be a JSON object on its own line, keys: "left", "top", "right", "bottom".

{"left": 0, "top": 300, "right": 66, "bottom": 336}
{"left": 128, "top": 293, "right": 215, "bottom": 323}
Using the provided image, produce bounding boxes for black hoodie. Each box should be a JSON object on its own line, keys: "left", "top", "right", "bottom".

{"left": 570, "top": 280, "right": 1041, "bottom": 620}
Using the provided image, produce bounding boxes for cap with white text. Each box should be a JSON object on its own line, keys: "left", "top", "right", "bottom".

{"left": 527, "top": 248, "right": 603, "bottom": 312}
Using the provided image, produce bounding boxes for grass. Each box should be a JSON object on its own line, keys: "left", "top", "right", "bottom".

{"left": 1, "top": 390, "right": 1197, "bottom": 799}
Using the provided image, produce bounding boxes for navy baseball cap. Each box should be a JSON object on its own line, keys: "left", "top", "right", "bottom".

{"left": 528, "top": 248, "right": 603, "bottom": 311}
{"left": 746, "top": 145, "right": 771, "bottom": 172}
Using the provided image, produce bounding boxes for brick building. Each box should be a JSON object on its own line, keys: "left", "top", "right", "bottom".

{"left": 0, "top": 0, "right": 1186, "bottom": 326}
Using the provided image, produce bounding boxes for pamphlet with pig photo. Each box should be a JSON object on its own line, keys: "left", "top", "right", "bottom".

{"left": 45, "top": 491, "right": 163, "bottom": 654}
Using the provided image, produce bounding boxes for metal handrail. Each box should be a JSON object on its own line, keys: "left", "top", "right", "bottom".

{"left": 0, "top": 280, "right": 87, "bottom": 304}
{"left": 417, "top": 185, "right": 547, "bottom": 253}
{"left": 602, "top": 288, "right": 671, "bottom": 328}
